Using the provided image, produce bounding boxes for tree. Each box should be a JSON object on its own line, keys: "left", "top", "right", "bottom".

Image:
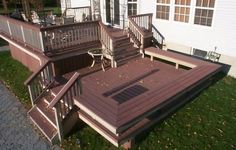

{"left": 2, "top": 0, "right": 8, "bottom": 14}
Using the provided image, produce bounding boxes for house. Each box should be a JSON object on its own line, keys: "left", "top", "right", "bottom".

{"left": 0, "top": 1, "right": 223, "bottom": 149}
{"left": 63, "top": 0, "right": 236, "bottom": 77}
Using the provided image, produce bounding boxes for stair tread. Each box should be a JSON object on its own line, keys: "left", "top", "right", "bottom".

{"left": 36, "top": 100, "right": 56, "bottom": 126}
{"left": 44, "top": 93, "right": 55, "bottom": 104}
{"left": 29, "top": 107, "right": 57, "bottom": 140}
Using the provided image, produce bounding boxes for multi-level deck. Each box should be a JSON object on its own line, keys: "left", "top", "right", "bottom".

{"left": 0, "top": 13, "right": 222, "bottom": 148}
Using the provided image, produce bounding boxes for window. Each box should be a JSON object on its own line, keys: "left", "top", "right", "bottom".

{"left": 174, "top": 0, "right": 191, "bottom": 23}
{"left": 194, "top": 0, "right": 215, "bottom": 26}
{"left": 128, "top": 0, "right": 138, "bottom": 16}
{"left": 156, "top": 0, "right": 170, "bottom": 20}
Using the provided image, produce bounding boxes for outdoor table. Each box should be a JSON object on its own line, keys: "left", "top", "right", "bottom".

{"left": 88, "top": 49, "right": 105, "bottom": 72}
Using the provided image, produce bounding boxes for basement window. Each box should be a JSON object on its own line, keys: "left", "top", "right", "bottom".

{"left": 156, "top": 0, "right": 170, "bottom": 20}
{"left": 194, "top": 0, "right": 215, "bottom": 26}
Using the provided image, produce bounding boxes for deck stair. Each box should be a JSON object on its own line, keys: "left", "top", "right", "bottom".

{"left": 106, "top": 27, "right": 141, "bottom": 67}
{"left": 28, "top": 73, "right": 72, "bottom": 142}
{"left": 27, "top": 69, "right": 81, "bottom": 143}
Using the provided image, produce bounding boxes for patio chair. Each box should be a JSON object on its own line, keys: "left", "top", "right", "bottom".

{"left": 31, "top": 11, "right": 41, "bottom": 24}
{"left": 207, "top": 51, "right": 221, "bottom": 62}
{"left": 21, "top": 13, "right": 29, "bottom": 22}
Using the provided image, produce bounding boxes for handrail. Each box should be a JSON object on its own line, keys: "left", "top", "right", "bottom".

{"left": 24, "top": 60, "right": 54, "bottom": 105}
{"left": 40, "top": 20, "right": 99, "bottom": 31}
{"left": 99, "top": 21, "right": 114, "bottom": 58}
{"left": 98, "top": 21, "right": 114, "bottom": 40}
{"left": 152, "top": 24, "right": 165, "bottom": 48}
{"left": 128, "top": 14, "right": 153, "bottom": 49}
{"left": 128, "top": 18, "right": 146, "bottom": 36}
{"left": 0, "top": 15, "right": 41, "bottom": 31}
{"left": 42, "top": 21, "right": 100, "bottom": 53}
{"left": 24, "top": 59, "right": 50, "bottom": 85}
{"left": 0, "top": 15, "right": 44, "bottom": 52}
{"left": 129, "top": 13, "right": 153, "bottom": 18}
{"left": 48, "top": 72, "right": 81, "bottom": 108}
{"left": 128, "top": 13, "right": 153, "bottom": 32}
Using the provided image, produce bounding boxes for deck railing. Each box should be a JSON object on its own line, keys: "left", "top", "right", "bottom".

{"left": 24, "top": 60, "right": 54, "bottom": 105}
{"left": 48, "top": 72, "right": 81, "bottom": 141}
{"left": 129, "top": 13, "right": 153, "bottom": 32}
{"left": 152, "top": 24, "right": 165, "bottom": 49}
{"left": 0, "top": 15, "right": 44, "bottom": 52}
{"left": 0, "top": 15, "right": 101, "bottom": 55}
{"left": 41, "top": 21, "right": 100, "bottom": 54}
{"left": 99, "top": 21, "right": 115, "bottom": 63}
{"left": 128, "top": 13, "right": 153, "bottom": 49}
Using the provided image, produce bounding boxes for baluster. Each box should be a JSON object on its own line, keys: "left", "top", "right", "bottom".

{"left": 54, "top": 103, "right": 63, "bottom": 141}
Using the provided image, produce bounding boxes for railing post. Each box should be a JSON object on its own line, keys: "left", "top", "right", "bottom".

{"left": 148, "top": 14, "right": 153, "bottom": 31}
{"left": 39, "top": 31, "right": 45, "bottom": 52}
{"left": 6, "top": 20, "right": 12, "bottom": 36}
{"left": 54, "top": 103, "right": 64, "bottom": 142}
{"left": 27, "top": 85, "right": 35, "bottom": 106}
{"left": 20, "top": 25, "right": 26, "bottom": 43}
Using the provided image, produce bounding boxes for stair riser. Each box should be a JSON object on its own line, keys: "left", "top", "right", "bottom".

{"left": 116, "top": 54, "right": 141, "bottom": 67}
{"left": 113, "top": 38, "right": 130, "bottom": 46}
{"left": 114, "top": 51, "right": 139, "bottom": 60}
{"left": 113, "top": 44, "right": 134, "bottom": 52}
{"left": 114, "top": 42, "right": 133, "bottom": 49}
{"left": 114, "top": 47, "right": 139, "bottom": 55}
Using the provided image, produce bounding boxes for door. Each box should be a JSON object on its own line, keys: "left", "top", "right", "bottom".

{"left": 105, "top": 0, "right": 120, "bottom": 26}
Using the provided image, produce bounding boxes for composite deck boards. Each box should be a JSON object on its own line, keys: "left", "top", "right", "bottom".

{"left": 75, "top": 49, "right": 222, "bottom": 132}
{"left": 75, "top": 57, "right": 188, "bottom": 128}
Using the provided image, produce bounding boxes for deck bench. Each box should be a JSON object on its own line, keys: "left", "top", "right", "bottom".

{"left": 144, "top": 47, "right": 197, "bottom": 69}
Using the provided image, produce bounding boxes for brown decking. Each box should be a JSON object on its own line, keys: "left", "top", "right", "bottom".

{"left": 75, "top": 57, "right": 186, "bottom": 129}
{"left": 74, "top": 48, "right": 222, "bottom": 143}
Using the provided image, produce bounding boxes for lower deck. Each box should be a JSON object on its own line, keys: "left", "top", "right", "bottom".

{"left": 73, "top": 48, "right": 222, "bottom": 145}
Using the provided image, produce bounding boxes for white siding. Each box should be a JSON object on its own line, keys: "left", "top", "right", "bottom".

{"left": 71, "top": 0, "right": 90, "bottom": 7}
{"left": 61, "top": 0, "right": 90, "bottom": 12}
{"left": 139, "top": 0, "right": 236, "bottom": 57}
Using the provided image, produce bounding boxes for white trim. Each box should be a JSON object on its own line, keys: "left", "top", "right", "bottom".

{"left": 20, "top": 25, "right": 26, "bottom": 43}
{"left": 74, "top": 100, "right": 118, "bottom": 135}
{"left": 0, "top": 34, "right": 42, "bottom": 65}
{"left": 6, "top": 20, "right": 12, "bottom": 35}
{"left": 39, "top": 32, "right": 45, "bottom": 52}
{"left": 79, "top": 114, "right": 119, "bottom": 147}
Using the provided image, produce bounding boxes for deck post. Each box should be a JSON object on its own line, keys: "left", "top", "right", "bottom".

{"left": 175, "top": 63, "right": 179, "bottom": 69}
{"left": 121, "top": 138, "right": 135, "bottom": 150}
{"left": 39, "top": 32, "right": 45, "bottom": 52}
{"left": 151, "top": 55, "right": 154, "bottom": 61}
{"left": 6, "top": 20, "right": 12, "bottom": 36}
{"left": 20, "top": 25, "right": 26, "bottom": 43}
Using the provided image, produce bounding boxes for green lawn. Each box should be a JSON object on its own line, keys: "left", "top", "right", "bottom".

{"left": 62, "top": 73, "right": 236, "bottom": 150}
{"left": 0, "top": 7, "right": 61, "bottom": 16}
{"left": 0, "top": 51, "right": 236, "bottom": 149}
{"left": 0, "top": 51, "right": 31, "bottom": 107}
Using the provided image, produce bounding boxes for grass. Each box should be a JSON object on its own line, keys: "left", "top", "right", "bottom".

{"left": 0, "top": 7, "right": 61, "bottom": 16}
{"left": 0, "top": 51, "right": 31, "bottom": 107}
{"left": 0, "top": 51, "right": 236, "bottom": 149}
{"left": 62, "top": 73, "right": 236, "bottom": 150}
